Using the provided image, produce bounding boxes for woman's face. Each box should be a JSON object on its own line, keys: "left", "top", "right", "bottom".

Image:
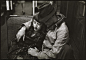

{"left": 33, "top": 20, "right": 41, "bottom": 31}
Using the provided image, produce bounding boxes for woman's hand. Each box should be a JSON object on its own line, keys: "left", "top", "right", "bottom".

{"left": 16, "top": 26, "right": 26, "bottom": 42}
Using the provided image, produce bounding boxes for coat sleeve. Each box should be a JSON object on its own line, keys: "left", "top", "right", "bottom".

{"left": 21, "top": 19, "right": 32, "bottom": 30}
{"left": 36, "top": 22, "right": 69, "bottom": 59}
{"left": 51, "top": 25, "right": 69, "bottom": 54}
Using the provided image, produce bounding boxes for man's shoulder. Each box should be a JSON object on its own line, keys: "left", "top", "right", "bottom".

{"left": 58, "top": 22, "right": 68, "bottom": 31}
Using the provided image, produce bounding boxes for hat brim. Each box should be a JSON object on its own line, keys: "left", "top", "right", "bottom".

{"left": 38, "top": 7, "right": 58, "bottom": 27}
{"left": 45, "top": 14, "right": 58, "bottom": 28}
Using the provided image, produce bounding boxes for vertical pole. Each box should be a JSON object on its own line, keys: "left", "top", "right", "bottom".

{"left": 6, "top": 0, "right": 10, "bottom": 11}
{"left": 66, "top": 1, "right": 68, "bottom": 18}
{"left": 33, "top": 1, "right": 35, "bottom": 15}
{"left": 6, "top": 0, "right": 9, "bottom": 55}
{"left": 10, "top": 0, "right": 13, "bottom": 10}
{"left": 83, "top": 4, "right": 85, "bottom": 16}
{"left": 36, "top": 1, "right": 37, "bottom": 7}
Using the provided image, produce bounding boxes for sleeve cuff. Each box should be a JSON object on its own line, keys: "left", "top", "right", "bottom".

{"left": 22, "top": 19, "right": 32, "bottom": 30}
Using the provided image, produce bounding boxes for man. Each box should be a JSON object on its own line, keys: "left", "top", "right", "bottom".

{"left": 16, "top": 3, "right": 74, "bottom": 59}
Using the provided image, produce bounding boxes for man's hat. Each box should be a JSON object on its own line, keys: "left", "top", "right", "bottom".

{"left": 33, "top": 3, "right": 59, "bottom": 28}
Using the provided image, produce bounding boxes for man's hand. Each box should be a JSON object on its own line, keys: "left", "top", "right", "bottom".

{"left": 16, "top": 26, "right": 26, "bottom": 42}
{"left": 28, "top": 47, "right": 39, "bottom": 56}
{"left": 17, "top": 56, "right": 23, "bottom": 59}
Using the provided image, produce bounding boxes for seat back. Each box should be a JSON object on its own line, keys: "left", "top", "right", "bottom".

{"left": 7, "top": 16, "right": 32, "bottom": 50}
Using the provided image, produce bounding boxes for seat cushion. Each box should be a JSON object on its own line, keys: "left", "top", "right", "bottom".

{"left": 7, "top": 16, "right": 32, "bottom": 49}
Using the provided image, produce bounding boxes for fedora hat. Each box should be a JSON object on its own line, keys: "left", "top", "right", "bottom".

{"left": 33, "top": 3, "right": 58, "bottom": 28}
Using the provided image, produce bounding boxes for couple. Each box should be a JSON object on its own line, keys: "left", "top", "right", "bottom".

{"left": 11, "top": 3, "right": 74, "bottom": 59}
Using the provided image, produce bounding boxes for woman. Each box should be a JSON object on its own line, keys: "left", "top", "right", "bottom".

{"left": 8, "top": 18, "right": 47, "bottom": 59}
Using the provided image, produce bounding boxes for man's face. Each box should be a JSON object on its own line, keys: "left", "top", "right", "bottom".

{"left": 33, "top": 20, "right": 41, "bottom": 31}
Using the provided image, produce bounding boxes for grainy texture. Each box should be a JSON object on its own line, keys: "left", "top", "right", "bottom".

{"left": 60, "top": 1, "right": 85, "bottom": 59}
{"left": 7, "top": 16, "right": 32, "bottom": 49}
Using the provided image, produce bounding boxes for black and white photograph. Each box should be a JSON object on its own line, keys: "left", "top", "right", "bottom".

{"left": 1, "top": 0, "right": 85, "bottom": 59}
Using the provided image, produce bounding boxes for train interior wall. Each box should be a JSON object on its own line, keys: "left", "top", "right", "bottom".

{"left": 60, "top": 1, "right": 85, "bottom": 59}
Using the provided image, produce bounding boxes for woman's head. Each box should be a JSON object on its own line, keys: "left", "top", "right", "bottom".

{"left": 33, "top": 19, "right": 41, "bottom": 31}
{"left": 32, "top": 19, "right": 47, "bottom": 33}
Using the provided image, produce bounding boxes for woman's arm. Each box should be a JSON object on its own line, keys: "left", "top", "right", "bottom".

{"left": 22, "top": 19, "right": 32, "bottom": 30}
{"left": 16, "top": 19, "right": 32, "bottom": 41}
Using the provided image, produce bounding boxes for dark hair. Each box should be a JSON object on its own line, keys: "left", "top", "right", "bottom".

{"left": 48, "top": 24, "right": 56, "bottom": 31}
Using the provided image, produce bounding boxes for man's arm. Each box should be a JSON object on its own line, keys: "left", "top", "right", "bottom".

{"left": 33, "top": 22, "right": 69, "bottom": 59}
